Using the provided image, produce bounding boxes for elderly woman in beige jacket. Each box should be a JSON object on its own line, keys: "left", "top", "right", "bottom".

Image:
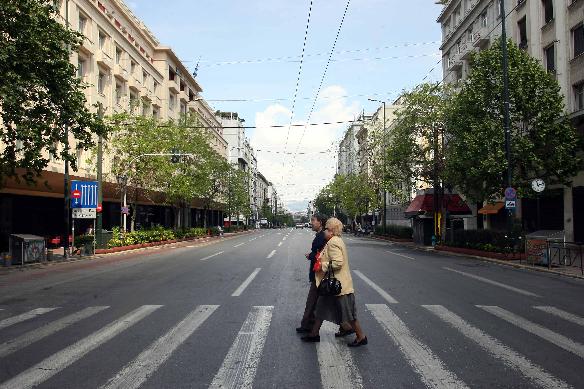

{"left": 301, "top": 217, "right": 368, "bottom": 347}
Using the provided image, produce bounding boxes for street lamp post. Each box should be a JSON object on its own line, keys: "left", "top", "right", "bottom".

{"left": 368, "top": 98, "right": 387, "bottom": 235}
{"left": 63, "top": 0, "right": 71, "bottom": 259}
{"left": 500, "top": 0, "right": 513, "bottom": 235}
{"left": 116, "top": 174, "right": 128, "bottom": 232}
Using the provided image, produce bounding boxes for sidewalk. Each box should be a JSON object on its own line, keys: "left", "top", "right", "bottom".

{"left": 369, "top": 235, "right": 584, "bottom": 281}
{"left": 0, "top": 230, "right": 253, "bottom": 274}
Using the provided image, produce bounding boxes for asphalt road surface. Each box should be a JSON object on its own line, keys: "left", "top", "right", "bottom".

{"left": 0, "top": 228, "right": 583, "bottom": 388}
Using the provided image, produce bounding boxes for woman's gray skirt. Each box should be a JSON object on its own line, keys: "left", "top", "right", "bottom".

{"left": 314, "top": 293, "right": 356, "bottom": 324}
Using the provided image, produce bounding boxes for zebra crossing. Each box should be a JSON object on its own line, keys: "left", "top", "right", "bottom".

{"left": 0, "top": 301, "right": 582, "bottom": 388}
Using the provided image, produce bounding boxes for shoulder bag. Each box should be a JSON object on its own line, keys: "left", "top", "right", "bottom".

{"left": 318, "top": 258, "right": 342, "bottom": 296}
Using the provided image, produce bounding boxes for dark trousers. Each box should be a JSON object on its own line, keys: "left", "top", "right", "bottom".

{"left": 301, "top": 281, "right": 318, "bottom": 329}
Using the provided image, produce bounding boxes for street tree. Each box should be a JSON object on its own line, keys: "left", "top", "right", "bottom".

{"left": 383, "top": 83, "right": 452, "bottom": 200}
{"left": 198, "top": 155, "right": 231, "bottom": 228}
{"left": 0, "top": 0, "right": 105, "bottom": 188}
{"left": 445, "top": 40, "right": 583, "bottom": 202}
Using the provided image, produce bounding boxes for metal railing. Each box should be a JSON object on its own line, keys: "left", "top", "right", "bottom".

{"left": 547, "top": 240, "right": 584, "bottom": 275}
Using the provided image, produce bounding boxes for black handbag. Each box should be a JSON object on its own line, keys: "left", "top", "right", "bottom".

{"left": 318, "top": 259, "right": 342, "bottom": 296}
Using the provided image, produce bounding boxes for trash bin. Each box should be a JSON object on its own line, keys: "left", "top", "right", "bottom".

{"left": 9, "top": 234, "right": 46, "bottom": 265}
{"left": 525, "top": 230, "right": 564, "bottom": 265}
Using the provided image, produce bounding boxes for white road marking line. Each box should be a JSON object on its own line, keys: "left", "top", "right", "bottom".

{"left": 200, "top": 251, "right": 224, "bottom": 261}
{"left": 186, "top": 245, "right": 196, "bottom": 248}
{"left": 0, "top": 308, "right": 58, "bottom": 330}
{"left": 101, "top": 305, "right": 218, "bottom": 389}
{"left": 367, "top": 304, "right": 468, "bottom": 389}
{"left": 0, "top": 305, "right": 162, "bottom": 389}
{"left": 443, "top": 267, "right": 540, "bottom": 298}
{"left": 423, "top": 305, "right": 570, "bottom": 389}
{"left": 234, "top": 243, "right": 245, "bottom": 248}
{"left": 282, "top": 237, "right": 287, "bottom": 241}
{"left": 209, "top": 306, "right": 273, "bottom": 389}
{"left": 277, "top": 242, "right": 282, "bottom": 247}
{"left": 232, "top": 269, "right": 262, "bottom": 297}
{"left": 534, "top": 306, "right": 584, "bottom": 327}
{"left": 249, "top": 238, "right": 257, "bottom": 242}
{"left": 478, "top": 305, "right": 584, "bottom": 359}
{"left": 317, "top": 322, "right": 363, "bottom": 389}
{"left": 353, "top": 270, "right": 398, "bottom": 304}
{"left": 267, "top": 250, "right": 276, "bottom": 259}
{"left": 0, "top": 306, "right": 109, "bottom": 358}
{"left": 385, "top": 250, "right": 415, "bottom": 260}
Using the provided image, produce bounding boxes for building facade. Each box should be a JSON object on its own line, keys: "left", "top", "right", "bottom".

{"left": 438, "top": 0, "right": 584, "bottom": 241}
{"left": 0, "top": 0, "right": 230, "bottom": 250}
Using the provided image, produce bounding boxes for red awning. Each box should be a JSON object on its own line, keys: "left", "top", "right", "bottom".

{"left": 478, "top": 202, "right": 504, "bottom": 215}
{"left": 405, "top": 194, "right": 472, "bottom": 218}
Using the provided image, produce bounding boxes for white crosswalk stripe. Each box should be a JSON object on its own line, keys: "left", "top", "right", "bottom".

{"left": 478, "top": 305, "right": 584, "bottom": 359}
{"left": 366, "top": 304, "right": 469, "bottom": 389}
{"left": 209, "top": 306, "right": 273, "bottom": 389}
{"left": 0, "top": 305, "right": 162, "bottom": 389}
{"left": 101, "top": 305, "right": 218, "bottom": 389}
{"left": 423, "top": 305, "right": 570, "bottom": 389}
{"left": 0, "top": 308, "right": 58, "bottom": 330}
{"left": 317, "top": 322, "right": 363, "bottom": 389}
{"left": 533, "top": 306, "right": 584, "bottom": 327}
{"left": 0, "top": 306, "right": 109, "bottom": 358}
{"left": 353, "top": 271, "right": 398, "bottom": 304}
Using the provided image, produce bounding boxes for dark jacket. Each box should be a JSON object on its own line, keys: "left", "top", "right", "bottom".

{"left": 308, "top": 230, "right": 326, "bottom": 282}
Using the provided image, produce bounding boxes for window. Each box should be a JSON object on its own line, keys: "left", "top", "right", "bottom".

{"left": 467, "top": 26, "right": 474, "bottom": 42}
{"left": 98, "top": 72, "right": 106, "bottom": 94}
{"left": 169, "top": 93, "right": 176, "bottom": 110}
{"left": 142, "top": 103, "right": 150, "bottom": 117}
{"left": 115, "top": 83, "right": 123, "bottom": 105}
{"left": 544, "top": 44, "right": 555, "bottom": 73}
{"left": 575, "top": 83, "right": 584, "bottom": 111}
{"left": 78, "top": 14, "right": 87, "bottom": 34}
{"left": 180, "top": 102, "right": 187, "bottom": 116}
{"left": 77, "top": 58, "right": 86, "bottom": 78}
{"left": 130, "top": 60, "right": 137, "bottom": 76}
{"left": 542, "top": 0, "right": 553, "bottom": 25}
{"left": 153, "top": 107, "right": 160, "bottom": 119}
{"left": 142, "top": 71, "right": 148, "bottom": 85}
{"left": 480, "top": 11, "right": 488, "bottom": 28}
{"left": 130, "top": 92, "right": 139, "bottom": 112}
{"left": 98, "top": 31, "right": 107, "bottom": 50}
{"left": 115, "top": 47, "right": 122, "bottom": 64}
{"left": 574, "top": 24, "right": 584, "bottom": 58}
{"left": 518, "top": 17, "right": 528, "bottom": 49}
{"left": 453, "top": 5, "right": 461, "bottom": 26}
{"left": 153, "top": 80, "right": 159, "bottom": 95}
{"left": 496, "top": 0, "right": 501, "bottom": 18}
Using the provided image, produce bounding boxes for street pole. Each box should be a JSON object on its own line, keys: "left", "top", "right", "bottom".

{"left": 382, "top": 101, "right": 386, "bottom": 235}
{"left": 500, "top": 0, "right": 513, "bottom": 235}
{"left": 96, "top": 104, "right": 104, "bottom": 248}
{"left": 63, "top": 0, "right": 70, "bottom": 259}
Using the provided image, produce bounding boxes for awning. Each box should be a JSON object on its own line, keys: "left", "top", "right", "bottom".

{"left": 404, "top": 194, "right": 472, "bottom": 218}
{"left": 478, "top": 202, "right": 504, "bottom": 215}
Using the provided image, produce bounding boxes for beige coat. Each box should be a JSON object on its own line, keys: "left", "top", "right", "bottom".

{"left": 315, "top": 236, "right": 354, "bottom": 296}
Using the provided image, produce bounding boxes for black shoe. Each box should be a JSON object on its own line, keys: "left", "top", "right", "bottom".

{"left": 348, "top": 336, "right": 368, "bottom": 347}
{"left": 301, "top": 335, "right": 320, "bottom": 342}
{"left": 335, "top": 328, "right": 355, "bottom": 337}
{"left": 296, "top": 327, "right": 311, "bottom": 333}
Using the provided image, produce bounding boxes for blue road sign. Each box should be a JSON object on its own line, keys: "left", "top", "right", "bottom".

{"left": 71, "top": 181, "right": 98, "bottom": 209}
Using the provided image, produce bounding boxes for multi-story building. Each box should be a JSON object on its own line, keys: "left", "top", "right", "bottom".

{"left": 437, "top": 0, "right": 584, "bottom": 241}
{"left": 337, "top": 121, "right": 360, "bottom": 176}
{"left": 217, "top": 111, "right": 259, "bottom": 225}
{"left": 0, "top": 0, "right": 229, "bottom": 250}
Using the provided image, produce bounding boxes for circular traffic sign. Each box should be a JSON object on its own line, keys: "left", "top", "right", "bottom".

{"left": 72, "top": 189, "right": 81, "bottom": 199}
{"left": 96, "top": 204, "right": 103, "bottom": 213}
{"left": 504, "top": 187, "right": 516, "bottom": 199}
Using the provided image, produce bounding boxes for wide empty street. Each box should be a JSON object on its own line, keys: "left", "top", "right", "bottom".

{"left": 0, "top": 229, "right": 582, "bottom": 388}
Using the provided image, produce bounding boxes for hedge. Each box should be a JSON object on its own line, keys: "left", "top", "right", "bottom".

{"left": 374, "top": 225, "right": 413, "bottom": 240}
{"left": 107, "top": 226, "right": 218, "bottom": 248}
{"left": 445, "top": 229, "right": 525, "bottom": 253}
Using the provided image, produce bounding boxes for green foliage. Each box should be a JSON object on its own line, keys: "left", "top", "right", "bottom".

{"left": 374, "top": 225, "right": 413, "bottom": 239}
{"left": 107, "top": 226, "right": 212, "bottom": 248}
{"left": 73, "top": 234, "right": 94, "bottom": 249}
{"left": 315, "top": 174, "right": 377, "bottom": 221}
{"left": 446, "top": 229, "right": 525, "bottom": 253}
{"left": 445, "top": 40, "right": 583, "bottom": 202}
{"left": 0, "top": 0, "right": 106, "bottom": 187}
{"left": 383, "top": 83, "right": 452, "bottom": 197}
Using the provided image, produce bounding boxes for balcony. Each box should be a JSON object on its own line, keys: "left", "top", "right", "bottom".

{"left": 168, "top": 78, "right": 179, "bottom": 94}
{"left": 96, "top": 49, "right": 113, "bottom": 69}
{"left": 447, "top": 54, "right": 462, "bottom": 71}
{"left": 113, "top": 64, "right": 128, "bottom": 81}
{"left": 459, "top": 42, "right": 474, "bottom": 60}
{"left": 472, "top": 29, "right": 489, "bottom": 48}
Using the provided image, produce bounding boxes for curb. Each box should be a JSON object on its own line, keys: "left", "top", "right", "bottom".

{"left": 369, "top": 235, "right": 584, "bottom": 281}
{"left": 0, "top": 230, "right": 254, "bottom": 273}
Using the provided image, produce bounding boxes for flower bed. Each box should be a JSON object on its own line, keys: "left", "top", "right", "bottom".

{"left": 435, "top": 245, "right": 525, "bottom": 261}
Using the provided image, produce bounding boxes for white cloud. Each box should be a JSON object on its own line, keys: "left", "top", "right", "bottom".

{"left": 251, "top": 85, "right": 361, "bottom": 210}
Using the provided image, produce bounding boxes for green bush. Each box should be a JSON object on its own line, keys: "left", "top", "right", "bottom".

{"left": 446, "top": 229, "right": 525, "bottom": 253}
{"left": 74, "top": 234, "right": 94, "bottom": 248}
{"left": 374, "top": 225, "right": 413, "bottom": 239}
{"left": 107, "top": 226, "right": 211, "bottom": 248}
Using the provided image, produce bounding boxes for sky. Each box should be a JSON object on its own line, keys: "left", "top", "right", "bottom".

{"left": 128, "top": 0, "right": 444, "bottom": 211}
